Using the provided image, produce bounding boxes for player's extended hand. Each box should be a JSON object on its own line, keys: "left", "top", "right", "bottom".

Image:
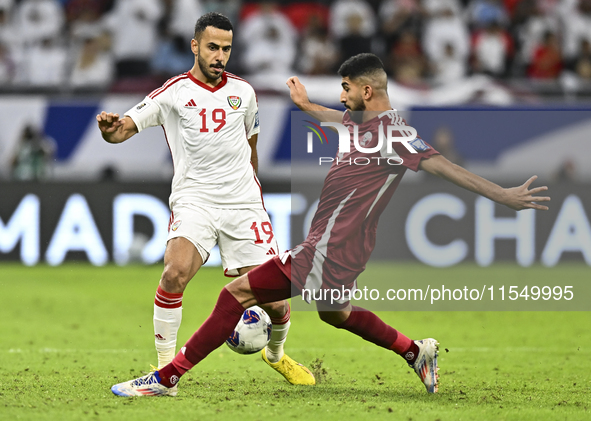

{"left": 286, "top": 76, "right": 310, "bottom": 109}
{"left": 96, "top": 111, "right": 124, "bottom": 135}
{"left": 96, "top": 111, "right": 137, "bottom": 143}
{"left": 502, "top": 176, "right": 550, "bottom": 211}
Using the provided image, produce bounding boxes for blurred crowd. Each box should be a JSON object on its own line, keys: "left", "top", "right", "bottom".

{"left": 0, "top": 0, "right": 590, "bottom": 92}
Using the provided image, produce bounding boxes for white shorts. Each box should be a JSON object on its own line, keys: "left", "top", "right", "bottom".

{"left": 167, "top": 203, "right": 279, "bottom": 276}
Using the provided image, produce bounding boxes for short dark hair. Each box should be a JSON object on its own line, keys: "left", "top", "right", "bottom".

{"left": 194, "top": 12, "right": 233, "bottom": 39}
{"left": 338, "top": 53, "right": 386, "bottom": 80}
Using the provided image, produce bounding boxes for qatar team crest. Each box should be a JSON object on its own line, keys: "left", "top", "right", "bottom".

{"left": 227, "top": 96, "right": 242, "bottom": 110}
{"left": 361, "top": 131, "right": 373, "bottom": 147}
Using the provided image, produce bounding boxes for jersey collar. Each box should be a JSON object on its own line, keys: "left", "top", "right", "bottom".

{"left": 187, "top": 71, "right": 228, "bottom": 92}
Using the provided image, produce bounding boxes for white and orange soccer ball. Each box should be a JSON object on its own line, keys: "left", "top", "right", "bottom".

{"left": 226, "top": 306, "right": 272, "bottom": 355}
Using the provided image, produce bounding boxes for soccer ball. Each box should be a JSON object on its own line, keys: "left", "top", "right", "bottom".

{"left": 226, "top": 306, "right": 272, "bottom": 355}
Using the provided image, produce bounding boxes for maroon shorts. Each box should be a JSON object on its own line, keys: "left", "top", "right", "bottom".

{"left": 290, "top": 244, "right": 360, "bottom": 295}
{"left": 247, "top": 248, "right": 360, "bottom": 308}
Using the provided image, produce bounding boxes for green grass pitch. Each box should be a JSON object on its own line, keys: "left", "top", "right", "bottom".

{"left": 1, "top": 263, "right": 590, "bottom": 420}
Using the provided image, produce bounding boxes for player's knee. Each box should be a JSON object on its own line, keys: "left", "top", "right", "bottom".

{"left": 317, "top": 310, "right": 348, "bottom": 326}
{"left": 160, "top": 264, "right": 192, "bottom": 292}
{"left": 259, "top": 300, "right": 287, "bottom": 319}
{"left": 225, "top": 275, "right": 258, "bottom": 309}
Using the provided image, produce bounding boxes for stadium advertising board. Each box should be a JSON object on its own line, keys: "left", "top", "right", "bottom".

{"left": 291, "top": 180, "right": 591, "bottom": 266}
{"left": 0, "top": 182, "right": 589, "bottom": 268}
{"left": 0, "top": 183, "right": 294, "bottom": 267}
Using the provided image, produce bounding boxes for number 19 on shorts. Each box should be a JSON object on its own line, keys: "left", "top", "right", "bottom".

{"left": 250, "top": 222, "right": 274, "bottom": 244}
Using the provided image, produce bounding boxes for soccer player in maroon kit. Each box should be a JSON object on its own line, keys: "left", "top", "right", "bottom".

{"left": 111, "top": 53, "right": 550, "bottom": 396}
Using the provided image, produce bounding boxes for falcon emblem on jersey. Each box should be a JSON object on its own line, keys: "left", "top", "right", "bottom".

{"left": 227, "top": 96, "right": 242, "bottom": 110}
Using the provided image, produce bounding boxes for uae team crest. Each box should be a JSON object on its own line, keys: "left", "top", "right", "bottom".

{"left": 227, "top": 96, "right": 242, "bottom": 110}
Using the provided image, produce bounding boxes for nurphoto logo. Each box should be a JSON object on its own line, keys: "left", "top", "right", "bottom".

{"left": 304, "top": 111, "right": 422, "bottom": 166}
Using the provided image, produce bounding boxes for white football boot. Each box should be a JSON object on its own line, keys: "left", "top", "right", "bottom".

{"left": 111, "top": 370, "right": 177, "bottom": 397}
{"left": 410, "top": 338, "right": 440, "bottom": 393}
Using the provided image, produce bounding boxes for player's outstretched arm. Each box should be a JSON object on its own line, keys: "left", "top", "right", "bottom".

{"left": 286, "top": 76, "right": 343, "bottom": 123}
{"left": 96, "top": 111, "right": 138, "bottom": 144}
{"left": 419, "top": 154, "right": 550, "bottom": 211}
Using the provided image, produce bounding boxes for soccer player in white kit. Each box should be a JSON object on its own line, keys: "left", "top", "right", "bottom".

{"left": 97, "top": 12, "right": 314, "bottom": 390}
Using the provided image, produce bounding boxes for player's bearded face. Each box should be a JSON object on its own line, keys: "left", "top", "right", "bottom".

{"left": 346, "top": 93, "right": 365, "bottom": 112}
{"left": 342, "top": 88, "right": 366, "bottom": 112}
{"left": 340, "top": 77, "right": 366, "bottom": 112}
{"left": 197, "top": 46, "right": 225, "bottom": 80}
{"left": 192, "top": 26, "right": 232, "bottom": 81}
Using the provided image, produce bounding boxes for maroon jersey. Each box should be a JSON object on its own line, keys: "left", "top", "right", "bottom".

{"left": 289, "top": 110, "right": 439, "bottom": 295}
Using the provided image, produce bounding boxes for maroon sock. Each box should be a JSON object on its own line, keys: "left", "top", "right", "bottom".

{"left": 158, "top": 364, "right": 181, "bottom": 388}
{"left": 335, "top": 306, "right": 419, "bottom": 364}
{"left": 158, "top": 287, "right": 245, "bottom": 387}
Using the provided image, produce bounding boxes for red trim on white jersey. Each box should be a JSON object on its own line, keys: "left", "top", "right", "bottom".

{"left": 251, "top": 163, "right": 266, "bottom": 211}
{"left": 168, "top": 211, "right": 174, "bottom": 232}
{"left": 225, "top": 72, "right": 248, "bottom": 83}
{"left": 148, "top": 73, "right": 189, "bottom": 99}
{"left": 186, "top": 71, "right": 228, "bottom": 92}
{"left": 162, "top": 126, "right": 174, "bottom": 176}
{"left": 226, "top": 72, "right": 257, "bottom": 104}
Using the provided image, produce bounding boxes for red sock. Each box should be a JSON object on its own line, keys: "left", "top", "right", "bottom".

{"left": 335, "top": 306, "right": 419, "bottom": 364}
{"left": 158, "top": 287, "right": 245, "bottom": 387}
{"left": 270, "top": 302, "right": 290, "bottom": 325}
{"left": 154, "top": 285, "right": 183, "bottom": 308}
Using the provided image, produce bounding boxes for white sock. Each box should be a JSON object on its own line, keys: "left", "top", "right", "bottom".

{"left": 265, "top": 305, "right": 291, "bottom": 363}
{"left": 154, "top": 287, "right": 183, "bottom": 369}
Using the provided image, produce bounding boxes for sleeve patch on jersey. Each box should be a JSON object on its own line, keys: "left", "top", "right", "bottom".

{"left": 254, "top": 111, "right": 259, "bottom": 128}
{"left": 409, "top": 137, "right": 430, "bottom": 152}
{"left": 135, "top": 102, "right": 151, "bottom": 113}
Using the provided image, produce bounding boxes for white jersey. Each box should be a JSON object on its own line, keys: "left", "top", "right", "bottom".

{"left": 125, "top": 71, "right": 262, "bottom": 209}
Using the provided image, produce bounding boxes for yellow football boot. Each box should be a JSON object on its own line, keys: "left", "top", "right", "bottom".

{"left": 261, "top": 348, "right": 316, "bottom": 385}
